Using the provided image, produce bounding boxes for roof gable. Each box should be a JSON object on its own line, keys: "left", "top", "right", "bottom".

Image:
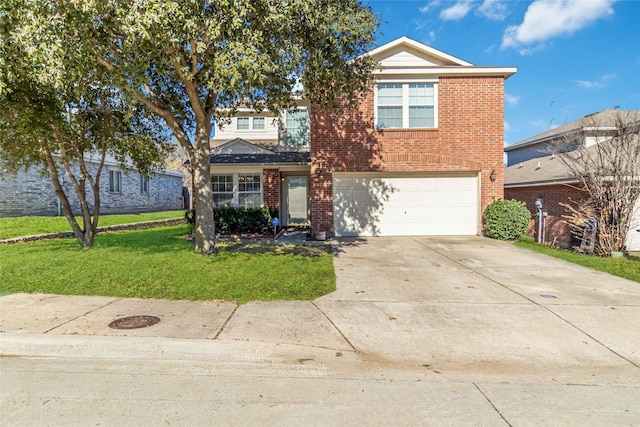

{"left": 366, "top": 36, "right": 515, "bottom": 78}
{"left": 211, "top": 138, "right": 275, "bottom": 155}
{"left": 368, "top": 36, "right": 472, "bottom": 67}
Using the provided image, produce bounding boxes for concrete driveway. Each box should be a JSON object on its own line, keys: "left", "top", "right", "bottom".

{"left": 317, "top": 236, "right": 639, "bottom": 383}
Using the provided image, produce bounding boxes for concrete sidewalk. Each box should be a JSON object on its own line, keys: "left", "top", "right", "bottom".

{"left": 2, "top": 236, "right": 639, "bottom": 425}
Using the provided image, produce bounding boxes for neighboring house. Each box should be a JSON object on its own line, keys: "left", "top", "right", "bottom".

{"left": 210, "top": 36, "right": 516, "bottom": 237}
{"left": 504, "top": 109, "right": 640, "bottom": 252}
{"left": 0, "top": 154, "right": 184, "bottom": 217}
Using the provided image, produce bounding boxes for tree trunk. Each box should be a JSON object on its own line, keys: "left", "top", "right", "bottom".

{"left": 43, "top": 148, "right": 92, "bottom": 248}
{"left": 192, "top": 133, "right": 216, "bottom": 254}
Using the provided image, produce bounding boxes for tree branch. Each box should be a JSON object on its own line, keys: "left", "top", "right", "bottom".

{"left": 165, "top": 45, "right": 207, "bottom": 124}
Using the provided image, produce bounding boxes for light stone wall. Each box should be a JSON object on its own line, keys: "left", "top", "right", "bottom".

{"left": 0, "top": 162, "right": 184, "bottom": 217}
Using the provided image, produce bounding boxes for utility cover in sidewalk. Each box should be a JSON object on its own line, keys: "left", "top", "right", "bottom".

{"left": 108, "top": 315, "right": 160, "bottom": 329}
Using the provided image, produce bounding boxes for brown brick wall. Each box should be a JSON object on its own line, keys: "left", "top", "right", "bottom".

{"left": 310, "top": 76, "right": 506, "bottom": 235}
{"left": 505, "top": 184, "right": 587, "bottom": 247}
{"left": 262, "top": 168, "right": 280, "bottom": 209}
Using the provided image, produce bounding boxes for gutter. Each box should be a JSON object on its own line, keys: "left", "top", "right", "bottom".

{"left": 504, "top": 178, "right": 580, "bottom": 188}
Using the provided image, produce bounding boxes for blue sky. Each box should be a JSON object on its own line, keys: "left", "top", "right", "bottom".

{"left": 365, "top": 0, "right": 640, "bottom": 146}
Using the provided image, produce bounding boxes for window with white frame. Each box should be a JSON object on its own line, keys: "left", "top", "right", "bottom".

{"left": 252, "top": 117, "right": 265, "bottom": 130}
{"left": 140, "top": 175, "right": 149, "bottom": 194}
{"left": 212, "top": 173, "right": 262, "bottom": 209}
{"left": 284, "top": 109, "right": 309, "bottom": 147}
{"left": 236, "top": 117, "right": 266, "bottom": 131}
{"left": 376, "top": 82, "right": 436, "bottom": 129}
{"left": 238, "top": 173, "right": 261, "bottom": 208}
{"left": 236, "top": 117, "right": 250, "bottom": 130}
{"left": 212, "top": 174, "right": 234, "bottom": 207}
{"left": 109, "top": 171, "right": 122, "bottom": 193}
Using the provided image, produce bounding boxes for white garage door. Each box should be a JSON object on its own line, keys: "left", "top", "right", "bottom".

{"left": 333, "top": 173, "right": 479, "bottom": 237}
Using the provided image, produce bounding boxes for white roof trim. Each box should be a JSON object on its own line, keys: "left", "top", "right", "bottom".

{"left": 375, "top": 66, "right": 517, "bottom": 78}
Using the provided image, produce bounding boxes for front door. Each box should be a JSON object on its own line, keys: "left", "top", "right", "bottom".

{"left": 286, "top": 176, "right": 309, "bottom": 225}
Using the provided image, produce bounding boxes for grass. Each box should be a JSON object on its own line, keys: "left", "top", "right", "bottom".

{"left": 0, "top": 210, "right": 185, "bottom": 239}
{"left": 514, "top": 237, "right": 640, "bottom": 283}
{"left": 0, "top": 225, "right": 335, "bottom": 303}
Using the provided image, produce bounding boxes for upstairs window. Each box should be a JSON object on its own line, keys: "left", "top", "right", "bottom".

{"left": 236, "top": 117, "right": 266, "bottom": 131}
{"left": 377, "top": 84, "right": 403, "bottom": 128}
{"left": 237, "top": 117, "right": 250, "bottom": 130}
{"left": 376, "top": 82, "right": 437, "bottom": 129}
{"left": 284, "top": 109, "right": 309, "bottom": 148}
{"left": 252, "top": 117, "right": 265, "bottom": 130}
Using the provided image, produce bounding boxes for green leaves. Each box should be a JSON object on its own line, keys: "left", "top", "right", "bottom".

{"left": 1, "top": 0, "right": 380, "bottom": 252}
{"left": 484, "top": 199, "right": 532, "bottom": 241}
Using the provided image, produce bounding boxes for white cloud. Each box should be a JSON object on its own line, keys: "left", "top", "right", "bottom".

{"left": 517, "top": 43, "right": 551, "bottom": 55}
{"left": 502, "top": 0, "right": 616, "bottom": 51}
{"left": 575, "top": 73, "right": 616, "bottom": 89}
{"left": 478, "top": 0, "right": 509, "bottom": 21}
{"left": 505, "top": 93, "right": 521, "bottom": 105}
{"left": 504, "top": 121, "right": 512, "bottom": 131}
{"left": 419, "top": 1, "right": 441, "bottom": 14}
{"left": 440, "top": 0, "right": 474, "bottom": 20}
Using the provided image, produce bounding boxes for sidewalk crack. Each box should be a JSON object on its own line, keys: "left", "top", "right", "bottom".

{"left": 44, "top": 298, "right": 123, "bottom": 334}
{"left": 212, "top": 304, "right": 239, "bottom": 340}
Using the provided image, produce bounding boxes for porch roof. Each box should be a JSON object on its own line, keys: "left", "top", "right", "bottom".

{"left": 209, "top": 151, "right": 310, "bottom": 165}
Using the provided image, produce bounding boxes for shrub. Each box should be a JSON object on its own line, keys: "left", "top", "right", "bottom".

{"left": 483, "top": 199, "right": 531, "bottom": 241}
{"left": 184, "top": 207, "right": 278, "bottom": 235}
{"left": 184, "top": 209, "right": 196, "bottom": 233}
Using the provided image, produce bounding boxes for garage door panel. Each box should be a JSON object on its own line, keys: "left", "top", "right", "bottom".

{"left": 333, "top": 175, "right": 479, "bottom": 237}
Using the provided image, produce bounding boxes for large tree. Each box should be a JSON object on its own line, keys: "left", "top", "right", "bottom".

{"left": 6, "top": 0, "right": 378, "bottom": 254}
{"left": 556, "top": 110, "right": 640, "bottom": 255}
{"left": 0, "top": 1, "right": 172, "bottom": 248}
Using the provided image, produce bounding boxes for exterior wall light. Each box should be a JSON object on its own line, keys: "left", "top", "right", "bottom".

{"left": 489, "top": 170, "right": 497, "bottom": 182}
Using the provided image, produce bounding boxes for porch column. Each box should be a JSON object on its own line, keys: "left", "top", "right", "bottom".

{"left": 262, "top": 168, "right": 280, "bottom": 210}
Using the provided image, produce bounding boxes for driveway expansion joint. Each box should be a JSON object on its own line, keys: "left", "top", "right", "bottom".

{"left": 473, "top": 382, "right": 513, "bottom": 427}
{"left": 311, "top": 301, "right": 360, "bottom": 354}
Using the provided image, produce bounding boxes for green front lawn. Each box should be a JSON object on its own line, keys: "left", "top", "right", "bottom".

{"left": 0, "top": 210, "right": 185, "bottom": 239}
{"left": 0, "top": 225, "right": 335, "bottom": 303}
{"left": 515, "top": 238, "right": 640, "bottom": 283}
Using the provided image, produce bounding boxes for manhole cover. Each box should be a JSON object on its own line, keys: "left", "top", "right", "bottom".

{"left": 108, "top": 315, "right": 161, "bottom": 330}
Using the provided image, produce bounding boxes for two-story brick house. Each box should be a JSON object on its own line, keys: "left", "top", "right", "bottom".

{"left": 210, "top": 36, "right": 516, "bottom": 237}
